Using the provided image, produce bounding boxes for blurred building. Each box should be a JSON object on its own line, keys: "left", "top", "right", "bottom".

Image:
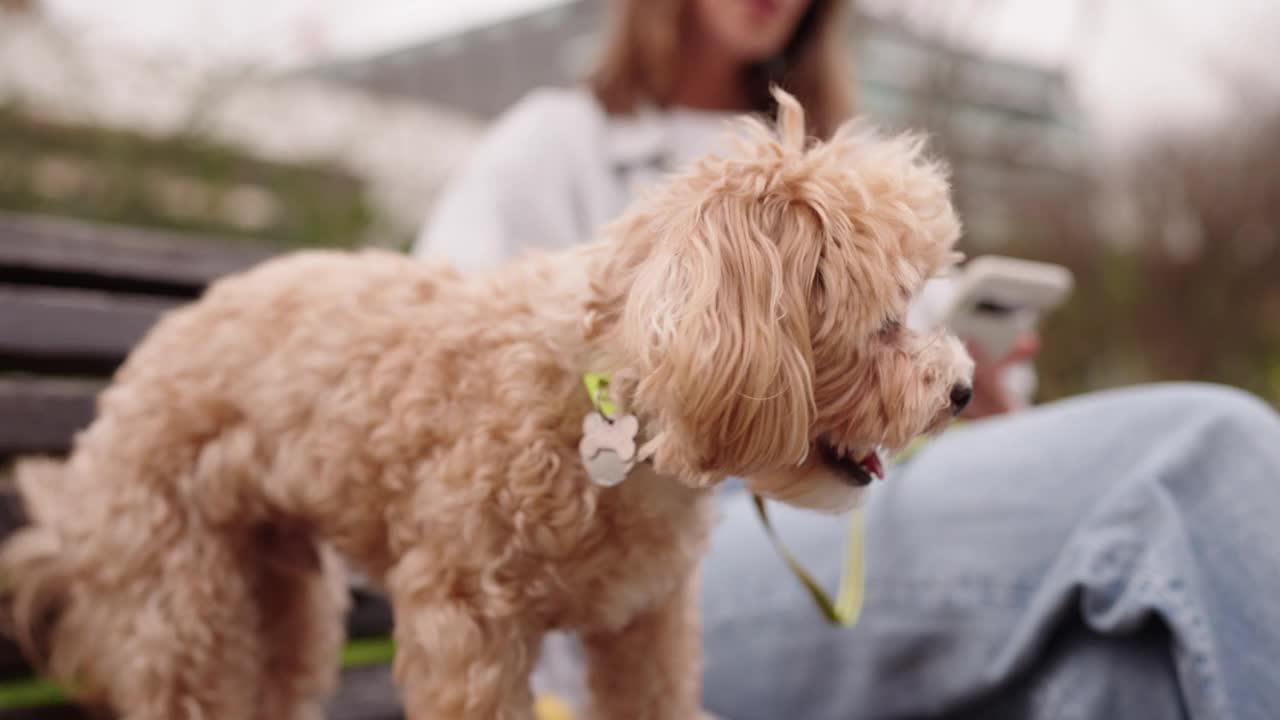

{"left": 0, "top": 11, "right": 481, "bottom": 248}
{"left": 3, "top": 1, "right": 1086, "bottom": 250}
{"left": 311, "top": 0, "right": 1086, "bottom": 246}
{"left": 0, "top": 0, "right": 37, "bottom": 13}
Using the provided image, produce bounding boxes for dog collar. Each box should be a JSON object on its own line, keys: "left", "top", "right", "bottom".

{"left": 582, "top": 372, "right": 619, "bottom": 419}
{"left": 579, "top": 373, "right": 641, "bottom": 487}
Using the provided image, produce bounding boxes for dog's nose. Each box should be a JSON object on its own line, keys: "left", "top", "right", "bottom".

{"left": 949, "top": 384, "right": 973, "bottom": 415}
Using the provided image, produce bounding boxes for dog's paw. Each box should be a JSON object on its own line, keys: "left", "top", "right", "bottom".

{"left": 534, "top": 694, "right": 575, "bottom": 720}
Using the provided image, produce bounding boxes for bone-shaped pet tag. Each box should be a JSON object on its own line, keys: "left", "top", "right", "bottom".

{"left": 579, "top": 412, "right": 639, "bottom": 487}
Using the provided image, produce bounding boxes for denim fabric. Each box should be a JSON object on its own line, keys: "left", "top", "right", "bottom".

{"left": 699, "top": 383, "right": 1280, "bottom": 720}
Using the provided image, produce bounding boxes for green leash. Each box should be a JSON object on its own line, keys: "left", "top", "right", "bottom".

{"left": 752, "top": 495, "right": 866, "bottom": 626}
{"left": 749, "top": 422, "right": 965, "bottom": 627}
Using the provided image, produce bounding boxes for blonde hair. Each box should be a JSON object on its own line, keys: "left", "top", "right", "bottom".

{"left": 588, "top": 0, "right": 856, "bottom": 139}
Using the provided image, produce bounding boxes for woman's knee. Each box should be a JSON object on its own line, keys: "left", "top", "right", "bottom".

{"left": 1122, "top": 382, "right": 1279, "bottom": 437}
{"left": 1064, "top": 382, "right": 1276, "bottom": 438}
{"left": 1073, "top": 382, "right": 1280, "bottom": 504}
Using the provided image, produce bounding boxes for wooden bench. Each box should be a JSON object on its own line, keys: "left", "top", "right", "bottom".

{"left": 0, "top": 212, "right": 404, "bottom": 719}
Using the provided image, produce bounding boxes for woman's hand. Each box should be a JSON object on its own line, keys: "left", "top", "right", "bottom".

{"left": 960, "top": 333, "right": 1041, "bottom": 420}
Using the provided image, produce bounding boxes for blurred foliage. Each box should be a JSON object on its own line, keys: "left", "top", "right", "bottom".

{"left": 0, "top": 105, "right": 373, "bottom": 249}
{"left": 990, "top": 109, "right": 1280, "bottom": 405}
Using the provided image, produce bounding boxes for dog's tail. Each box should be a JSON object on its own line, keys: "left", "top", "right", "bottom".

{"left": 0, "top": 457, "right": 96, "bottom": 690}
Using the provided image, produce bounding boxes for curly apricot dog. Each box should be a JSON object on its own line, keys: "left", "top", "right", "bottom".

{"left": 2, "top": 90, "right": 972, "bottom": 719}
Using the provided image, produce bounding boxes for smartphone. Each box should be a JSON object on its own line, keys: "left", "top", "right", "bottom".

{"left": 942, "top": 255, "right": 1074, "bottom": 360}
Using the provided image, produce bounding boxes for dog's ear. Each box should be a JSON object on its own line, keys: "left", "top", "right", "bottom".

{"left": 592, "top": 188, "right": 823, "bottom": 485}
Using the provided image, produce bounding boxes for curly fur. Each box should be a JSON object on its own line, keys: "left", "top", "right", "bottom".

{"left": 1, "top": 89, "right": 971, "bottom": 719}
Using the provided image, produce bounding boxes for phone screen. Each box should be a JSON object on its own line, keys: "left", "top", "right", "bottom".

{"left": 973, "top": 299, "right": 1018, "bottom": 316}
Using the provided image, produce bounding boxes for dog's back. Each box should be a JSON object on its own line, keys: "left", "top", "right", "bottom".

{"left": 0, "top": 246, "right": 605, "bottom": 717}
{"left": 0, "top": 249, "right": 470, "bottom": 716}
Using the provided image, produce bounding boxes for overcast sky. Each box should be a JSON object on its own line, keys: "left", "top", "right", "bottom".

{"left": 37, "top": 0, "right": 1280, "bottom": 145}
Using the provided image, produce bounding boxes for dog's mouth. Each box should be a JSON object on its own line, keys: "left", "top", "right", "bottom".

{"left": 817, "top": 438, "right": 885, "bottom": 487}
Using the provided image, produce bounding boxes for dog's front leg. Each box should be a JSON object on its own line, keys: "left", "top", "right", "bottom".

{"left": 581, "top": 570, "right": 705, "bottom": 720}
{"left": 389, "top": 555, "right": 541, "bottom": 720}
{"left": 391, "top": 602, "right": 542, "bottom": 720}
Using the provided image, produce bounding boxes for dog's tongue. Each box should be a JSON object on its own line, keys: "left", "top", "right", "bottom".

{"left": 861, "top": 452, "right": 884, "bottom": 480}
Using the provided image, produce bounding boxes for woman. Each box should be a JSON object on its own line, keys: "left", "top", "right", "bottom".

{"left": 416, "top": 1, "right": 1280, "bottom": 719}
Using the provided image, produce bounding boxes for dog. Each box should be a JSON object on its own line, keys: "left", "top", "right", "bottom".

{"left": 1, "top": 89, "right": 972, "bottom": 719}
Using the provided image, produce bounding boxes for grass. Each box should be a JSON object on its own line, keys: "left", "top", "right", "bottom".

{"left": 0, "top": 105, "right": 374, "bottom": 249}
{"left": 0, "top": 636, "right": 399, "bottom": 710}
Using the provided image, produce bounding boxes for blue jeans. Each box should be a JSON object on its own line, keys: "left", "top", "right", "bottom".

{"left": 533, "top": 383, "right": 1280, "bottom": 719}
{"left": 700, "top": 383, "right": 1280, "bottom": 720}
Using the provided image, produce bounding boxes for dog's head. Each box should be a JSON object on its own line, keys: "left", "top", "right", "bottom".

{"left": 587, "top": 89, "right": 973, "bottom": 512}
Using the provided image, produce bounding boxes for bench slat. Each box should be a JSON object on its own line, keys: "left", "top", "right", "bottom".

{"left": 328, "top": 665, "right": 404, "bottom": 720}
{"left": 0, "top": 379, "right": 99, "bottom": 456}
{"left": 0, "top": 216, "right": 410, "bottom": 718}
{"left": 0, "top": 286, "right": 179, "bottom": 374}
{"left": 0, "top": 668, "right": 407, "bottom": 719}
{"left": 0, "top": 212, "right": 272, "bottom": 294}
